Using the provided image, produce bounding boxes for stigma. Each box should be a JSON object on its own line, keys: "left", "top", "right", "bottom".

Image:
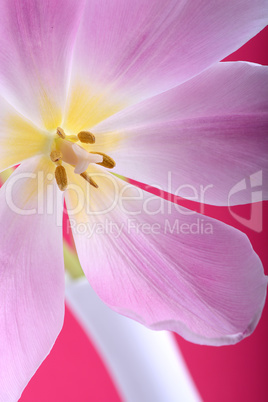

{"left": 50, "top": 127, "right": 116, "bottom": 191}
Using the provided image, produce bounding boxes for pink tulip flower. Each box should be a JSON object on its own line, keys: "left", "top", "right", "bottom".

{"left": 0, "top": 1, "right": 267, "bottom": 400}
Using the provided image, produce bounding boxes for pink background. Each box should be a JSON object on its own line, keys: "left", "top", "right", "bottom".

{"left": 20, "top": 27, "right": 268, "bottom": 402}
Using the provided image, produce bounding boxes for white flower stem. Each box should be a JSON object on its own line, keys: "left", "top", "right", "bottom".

{"left": 65, "top": 278, "right": 202, "bottom": 402}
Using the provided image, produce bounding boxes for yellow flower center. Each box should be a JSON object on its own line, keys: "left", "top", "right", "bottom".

{"left": 50, "top": 127, "right": 116, "bottom": 191}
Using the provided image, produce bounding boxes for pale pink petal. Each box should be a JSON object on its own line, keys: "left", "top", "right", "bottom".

{"left": 0, "top": 0, "right": 85, "bottom": 129}
{"left": 65, "top": 167, "right": 267, "bottom": 346}
{"left": 0, "top": 157, "right": 65, "bottom": 401}
{"left": 64, "top": 0, "right": 267, "bottom": 132}
{"left": 93, "top": 62, "right": 268, "bottom": 206}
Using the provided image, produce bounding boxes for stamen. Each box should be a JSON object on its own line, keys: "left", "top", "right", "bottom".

{"left": 80, "top": 172, "right": 98, "bottom": 188}
{"left": 90, "top": 152, "right": 116, "bottom": 169}
{"left": 55, "top": 165, "right": 68, "bottom": 191}
{"left": 57, "top": 127, "right": 66, "bottom": 139}
{"left": 77, "top": 131, "right": 95, "bottom": 144}
{"left": 50, "top": 150, "right": 62, "bottom": 163}
{"left": 66, "top": 135, "right": 79, "bottom": 142}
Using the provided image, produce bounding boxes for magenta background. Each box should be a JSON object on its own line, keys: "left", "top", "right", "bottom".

{"left": 20, "top": 28, "right": 268, "bottom": 402}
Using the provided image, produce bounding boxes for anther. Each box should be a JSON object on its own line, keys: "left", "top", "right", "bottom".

{"left": 90, "top": 152, "right": 116, "bottom": 169}
{"left": 55, "top": 165, "right": 68, "bottom": 191}
{"left": 50, "top": 150, "right": 62, "bottom": 163}
{"left": 77, "top": 131, "right": 95, "bottom": 144}
{"left": 80, "top": 172, "right": 98, "bottom": 188}
{"left": 57, "top": 127, "right": 66, "bottom": 139}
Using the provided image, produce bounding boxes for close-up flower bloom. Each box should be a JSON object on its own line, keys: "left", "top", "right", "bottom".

{"left": 0, "top": 0, "right": 267, "bottom": 400}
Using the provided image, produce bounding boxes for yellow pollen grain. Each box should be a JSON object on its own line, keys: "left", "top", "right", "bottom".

{"left": 80, "top": 172, "right": 98, "bottom": 188}
{"left": 77, "top": 131, "right": 95, "bottom": 144}
{"left": 55, "top": 165, "right": 68, "bottom": 191}
{"left": 57, "top": 127, "right": 66, "bottom": 139}
{"left": 50, "top": 150, "right": 62, "bottom": 163}
{"left": 91, "top": 152, "right": 116, "bottom": 169}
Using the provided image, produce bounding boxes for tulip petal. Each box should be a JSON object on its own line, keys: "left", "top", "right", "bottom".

{"left": 0, "top": 157, "right": 65, "bottom": 401}
{"left": 64, "top": 0, "right": 267, "bottom": 132}
{"left": 0, "top": 96, "right": 52, "bottom": 173}
{"left": 65, "top": 166, "right": 267, "bottom": 346}
{"left": 0, "top": 0, "right": 85, "bottom": 130}
{"left": 92, "top": 62, "right": 268, "bottom": 206}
